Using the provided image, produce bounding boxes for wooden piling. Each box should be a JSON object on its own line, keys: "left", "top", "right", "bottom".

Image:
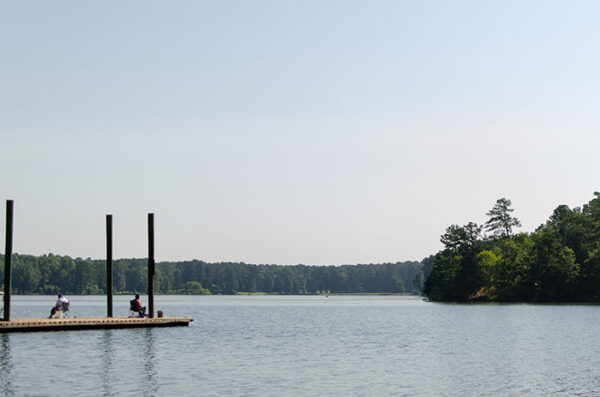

{"left": 148, "top": 213, "right": 155, "bottom": 318}
{"left": 106, "top": 214, "right": 113, "bottom": 317}
{"left": 3, "top": 200, "right": 13, "bottom": 321}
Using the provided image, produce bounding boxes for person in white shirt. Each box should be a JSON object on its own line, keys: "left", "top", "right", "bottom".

{"left": 48, "top": 294, "right": 69, "bottom": 318}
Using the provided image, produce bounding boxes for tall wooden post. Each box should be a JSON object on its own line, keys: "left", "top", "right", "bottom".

{"left": 106, "top": 214, "right": 113, "bottom": 317}
{"left": 147, "top": 213, "right": 155, "bottom": 318}
{"left": 3, "top": 200, "right": 14, "bottom": 321}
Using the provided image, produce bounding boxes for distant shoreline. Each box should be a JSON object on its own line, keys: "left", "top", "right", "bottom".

{"left": 234, "top": 292, "right": 416, "bottom": 296}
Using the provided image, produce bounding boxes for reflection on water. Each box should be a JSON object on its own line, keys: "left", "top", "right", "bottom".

{"left": 98, "top": 328, "right": 157, "bottom": 396}
{"left": 2, "top": 295, "right": 600, "bottom": 396}
{"left": 0, "top": 334, "right": 12, "bottom": 396}
{"left": 142, "top": 328, "right": 158, "bottom": 396}
{"left": 101, "top": 330, "right": 114, "bottom": 396}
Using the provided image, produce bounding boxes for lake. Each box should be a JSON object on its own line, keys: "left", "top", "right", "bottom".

{"left": 1, "top": 295, "right": 599, "bottom": 396}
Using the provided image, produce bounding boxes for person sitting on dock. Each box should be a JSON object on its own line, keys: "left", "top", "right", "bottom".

{"left": 48, "top": 294, "right": 69, "bottom": 319}
{"left": 130, "top": 294, "right": 146, "bottom": 318}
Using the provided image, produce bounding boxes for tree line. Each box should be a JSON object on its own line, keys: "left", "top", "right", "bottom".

{"left": 4, "top": 193, "right": 598, "bottom": 301}
{"left": 424, "top": 192, "right": 600, "bottom": 302}
{"left": 0, "top": 254, "right": 424, "bottom": 295}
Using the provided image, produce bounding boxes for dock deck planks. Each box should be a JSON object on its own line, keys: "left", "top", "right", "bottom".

{"left": 0, "top": 317, "right": 193, "bottom": 332}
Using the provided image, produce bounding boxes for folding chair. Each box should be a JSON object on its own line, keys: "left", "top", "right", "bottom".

{"left": 55, "top": 301, "right": 70, "bottom": 318}
{"left": 129, "top": 300, "right": 144, "bottom": 318}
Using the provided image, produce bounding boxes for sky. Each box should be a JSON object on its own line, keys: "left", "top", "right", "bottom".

{"left": 1, "top": 0, "right": 599, "bottom": 265}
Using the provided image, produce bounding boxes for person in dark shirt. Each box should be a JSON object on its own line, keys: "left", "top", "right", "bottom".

{"left": 130, "top": 294, "right": 146, "bottom": 317}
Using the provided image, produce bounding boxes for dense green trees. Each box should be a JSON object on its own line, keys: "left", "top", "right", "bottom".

{"left": 5, "top": 193, "right": 598, "bottom": 302}
{"left": 0, "top": 254, "right": 424, "bottom": 295}
{"left": 425, "top": 193, "right": 600, "bottom": 302}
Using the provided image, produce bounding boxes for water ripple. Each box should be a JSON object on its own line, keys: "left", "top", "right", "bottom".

{"left": 2, "top": 296, "right": 600, "bottom": 396}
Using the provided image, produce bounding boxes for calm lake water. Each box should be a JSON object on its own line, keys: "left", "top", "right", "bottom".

{"left": 1, "top": 295, "right": 600, "bottom": 396}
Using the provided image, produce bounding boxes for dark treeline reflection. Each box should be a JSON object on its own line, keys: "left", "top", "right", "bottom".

{"left": 0, "top": 254, "right": 424, "bottom": 295}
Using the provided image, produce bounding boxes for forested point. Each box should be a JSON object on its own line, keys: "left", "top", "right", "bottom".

{"left": 424, "top": 192, "right": 600, "bottom": 302}
{"left": 0, "top": 254, "right": 425, "bottom": 296}
{"left": 4, "top": 192, "right": 599, "bottom": 301}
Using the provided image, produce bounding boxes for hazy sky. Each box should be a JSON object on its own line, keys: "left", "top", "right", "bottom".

{"left": 1, "top": 1, "right": 598, "bottom": 265}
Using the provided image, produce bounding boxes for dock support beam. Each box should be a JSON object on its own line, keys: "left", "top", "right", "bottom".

{"left": 148, "top": 213, "right": 155, "bottom": 318}
{"left": 3, "top": 200, "right": 14, "bottom": 321}
{"left": 106, "top": 214, "right": 113, "bottom": 317}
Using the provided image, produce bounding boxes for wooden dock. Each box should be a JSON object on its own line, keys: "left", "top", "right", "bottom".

{"left": 1, "top": 202, "right": 193, "bottom": 332}
{"left": 0, "top": 316, "right": 193, "bottom": 333}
